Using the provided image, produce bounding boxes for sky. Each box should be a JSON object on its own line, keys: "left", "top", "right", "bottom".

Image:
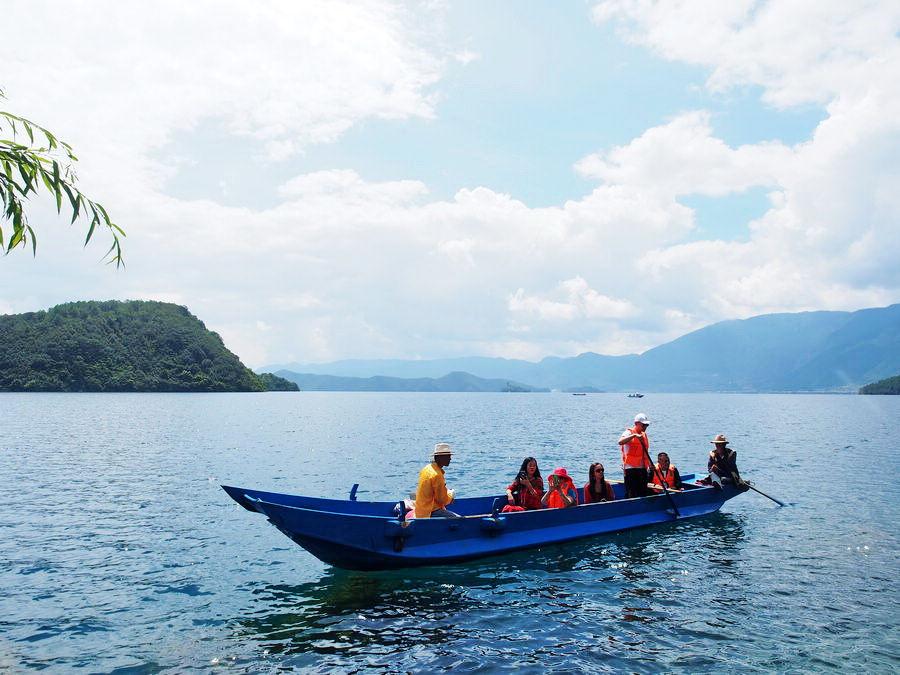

{"left": 1, "top": 0, "right": 899, "bottom": 368}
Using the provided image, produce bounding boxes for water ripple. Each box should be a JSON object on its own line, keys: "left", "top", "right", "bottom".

{"left": 0, "top": 392, "right": 897, "bottom": 672}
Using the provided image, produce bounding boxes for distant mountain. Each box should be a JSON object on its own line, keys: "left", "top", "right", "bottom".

{"left": 264, "top": 304, "right": 900, "bottom": 392}
{"left": 860, "top": 374, "right": 900, "bottom": 394}
{"left": 0, "top": 300, "right": 291, "bottom": 392}
{"left": 256, "top": 372, "right": 300, "bottom": 391}
{"left": 275, "top": 370, "right": 548, "bottom": 392}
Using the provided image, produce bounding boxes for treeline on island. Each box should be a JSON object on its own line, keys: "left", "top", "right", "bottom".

{"left": 859, "top": 374, "right": 900, "bottom": 395}
{"left": 0, "top": 300, "right": 297, "bottom": 392}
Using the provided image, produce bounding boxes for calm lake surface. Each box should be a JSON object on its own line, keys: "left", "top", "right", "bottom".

{"left": 1, "top": 392, "right": 898, "bottom": 673}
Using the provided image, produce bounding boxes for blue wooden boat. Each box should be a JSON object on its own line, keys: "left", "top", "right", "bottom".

{"left": 222, "top": 475, "right": 745, "bottom": 570}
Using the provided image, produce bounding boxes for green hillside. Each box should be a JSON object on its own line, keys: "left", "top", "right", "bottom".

{"left": 859, "top": 374, "right": 900, "bottom": 395}
{"left": 0, "top": 300, "right": 296, "bottom": 392}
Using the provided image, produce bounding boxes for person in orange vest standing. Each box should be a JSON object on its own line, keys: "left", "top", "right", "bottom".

{"left": 618, "top": 413, "right": 652, "bottom": 499}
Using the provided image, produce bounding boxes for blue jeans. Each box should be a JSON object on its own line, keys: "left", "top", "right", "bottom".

{"left": 430, "top": 507, "right": 461, "bottom": 518}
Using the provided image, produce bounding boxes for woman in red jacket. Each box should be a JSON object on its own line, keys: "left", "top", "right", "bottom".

{"left": 584, "top": 462, "right": 615, "bottom": 503}
{"left": 505, "top": 456, "right": 544, "bottom": 510}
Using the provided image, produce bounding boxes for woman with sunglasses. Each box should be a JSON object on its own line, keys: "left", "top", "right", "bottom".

{"left": 583, "top": 462, "right": 615, "bottom": 503}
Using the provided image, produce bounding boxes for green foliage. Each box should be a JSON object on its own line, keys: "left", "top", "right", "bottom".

{"left": 0, "top": 91, "right": 124, "bottom": 265}
{"left": 0, "top": 300, "right": 266, "bottom": 392}
{"left": 859, "top": 374, "right": 900, "bottom": 395}
{"left": 256, "top": 372, "right": 300, "bottom": 391}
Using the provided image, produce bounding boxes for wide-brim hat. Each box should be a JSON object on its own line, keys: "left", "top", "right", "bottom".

{"left": 551, "top": 467, "right": 570, "bottom": 479}
{"left": 433, "top": 442, "right": 453, "bottom": 456}
{"left": 710, "top": 434, "right": 729, "bottom": 445}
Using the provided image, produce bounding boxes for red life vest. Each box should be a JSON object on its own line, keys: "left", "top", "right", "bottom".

{"left": 652, "top": 463, "right": 677, "bottom": 488}
{"left": 622, "top": 426, "right": 650, "bottom": 468}
{"left": 546, "top": 477, "right": 577, "bottom": 508}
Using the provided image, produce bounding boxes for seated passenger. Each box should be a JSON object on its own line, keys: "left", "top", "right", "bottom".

{"left": 505, "top": 456, "right": 544, "bottom": 510}
{"left": 706, "top": 434, "right": 743, "bottom": 488}
{"left": 583, "top": 462, "right": 615, "bottom": 503}
{"left": 414, "top": 442, "right": 461, "bottom": 518}
{"left": 649, "top": 452, "right": 682, "bottom": 491}
{"left": 541, "top": 467, "right": 578, "bottom": 508}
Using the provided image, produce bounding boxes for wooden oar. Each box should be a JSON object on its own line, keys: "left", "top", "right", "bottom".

{"left": 744, "top": 480, "right": 786, "bottom": 506}
{"left": 639, "top": 435, "right": 680, "bottom": 518}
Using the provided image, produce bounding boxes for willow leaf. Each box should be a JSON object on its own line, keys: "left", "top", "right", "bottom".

{"left": 84, "top": 216, "right": 97, "bottom": 245}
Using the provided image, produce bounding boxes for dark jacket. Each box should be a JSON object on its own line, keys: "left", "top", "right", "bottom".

{"left": 708, "top": 448, "right": 740, "bottom": 481}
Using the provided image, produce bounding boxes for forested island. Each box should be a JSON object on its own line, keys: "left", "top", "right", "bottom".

{"left": 0, "top": 300, "right": 297, "bottom": 392}
{"left": 859, "top": 375, "right": 900, "bottom": 394}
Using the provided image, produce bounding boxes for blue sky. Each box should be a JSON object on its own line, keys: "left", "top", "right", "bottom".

{"left": 165, "top": 1, "right": 824, "bottom": 217}
{"left": 1, "top": 1, "right": 897, "bottom": 366}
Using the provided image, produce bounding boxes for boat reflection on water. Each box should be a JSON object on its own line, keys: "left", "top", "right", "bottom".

{"left": 233, "top": 513, "right": 748, "bottom": 665}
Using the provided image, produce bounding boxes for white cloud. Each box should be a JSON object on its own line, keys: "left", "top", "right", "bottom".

{"left": 593, "top": 0, "right": 900, "bottom": 108}
{"left": 278, "top": 170, "right": 428, "bottom": 204}
{"left": 454, "top": 50, "right": 481, "bottom": 65}
{"left": 510, "top": 278, "right": 636, "bottom": 322}
{"left": 574, "top": 110, "right": 791, "bottom": 196}
{"left": 1, "top": 1, "right": 898, "bottom": 366}
{"left": 2, "top": 0, "right": 442, "bottom": 178}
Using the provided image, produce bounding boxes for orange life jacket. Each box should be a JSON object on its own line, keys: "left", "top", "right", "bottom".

{"left": 622, "top": 427, "right": 650, "bottom": 468}
{"left": 546, "top": 477, "right": 577, "bottom": 508}
{"left": 652, "top": 463, "right": 677, "bottom": 488}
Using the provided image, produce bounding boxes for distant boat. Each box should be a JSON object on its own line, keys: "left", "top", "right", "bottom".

{"left": 627, "top": 393, "right": 644, "bottom": 398}
{"left": 571, "top": 392, "right": 587, "bottom": 396}
{"left": 222, "top": 475, "right": 745, "bottom": 570}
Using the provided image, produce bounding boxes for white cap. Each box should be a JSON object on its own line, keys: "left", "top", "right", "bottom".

{"left": 433, "top": 442, "right": 453, "bottom": 456}
{"left": 634, "top": 413, "right": 650, "bottom": 425}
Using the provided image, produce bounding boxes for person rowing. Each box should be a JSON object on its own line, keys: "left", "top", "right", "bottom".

{"left": 618, "top": 413, "right": 652, "bottom": 498}
{"left": 706, "top": 434, "right": 746, "bottom": 490}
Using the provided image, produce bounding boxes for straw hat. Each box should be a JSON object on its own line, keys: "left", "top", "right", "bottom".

{"left": 433, "top": 442, "right": 453, "bottom": 456}
{"left": 710, "top": 434, "right": 729, "bottom": 445}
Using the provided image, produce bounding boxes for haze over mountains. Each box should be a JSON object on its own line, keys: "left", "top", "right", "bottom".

{"left": 267, "top": 304, "right": 900, "bottom": 392}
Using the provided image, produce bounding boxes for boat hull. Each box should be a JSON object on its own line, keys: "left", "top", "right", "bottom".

{"left": 222, "top": 479, "right": 743, "bottom": 570}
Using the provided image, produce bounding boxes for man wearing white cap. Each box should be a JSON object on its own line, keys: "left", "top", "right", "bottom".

{"left": 414, "top": 442, "right": 460, "bottom": 518}
{"left": 618, "top": 413, "right": 653, "bottom": 499}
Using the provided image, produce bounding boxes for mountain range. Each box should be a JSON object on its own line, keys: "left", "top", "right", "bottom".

{"left": 266, "top": 303, "right": 900, "bottom": 392}
{"left": 275, "top": 371, "right": 547, "bottom": 392}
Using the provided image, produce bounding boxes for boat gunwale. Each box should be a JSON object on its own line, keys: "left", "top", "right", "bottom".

{"left": 234, "top": 478, "right": 712, "bottom": 522}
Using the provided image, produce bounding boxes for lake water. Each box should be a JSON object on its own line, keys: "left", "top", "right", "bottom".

{"left": 1, "top": 392, "right": 898, "bottom": 672}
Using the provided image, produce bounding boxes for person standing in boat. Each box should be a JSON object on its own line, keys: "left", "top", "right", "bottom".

{"left": 707, "top": 434, "right": 742, "bottom": 488}
{"left": 414, "top": 443, "right": 460, "bottom": 518}
{"left": 583, "top": 462, "right": 615, "bottom": 503}
{"left": 506, "top": 457, "right": 544, "bottom": 510}
{"left": 649, "top": 451, "right": 682, "bottom": 490}
{"left": 618, "top": 413, "right": 653, "bottom": 498}
{"left": 541, "top": 467, "right": 578, "bottom": 508}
